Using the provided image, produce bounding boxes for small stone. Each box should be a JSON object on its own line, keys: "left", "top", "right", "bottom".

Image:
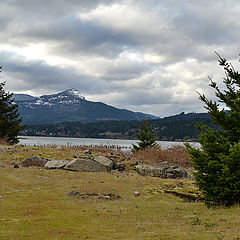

{"left": 56, "top": 146, "right": 63, "bottom": 150}
{"left": 82, "top": 149, "right": 92, "bottom": 155}
{"left": 9, "top": 187, "right": 23, "bottom": 191}
{"left": 68, "top": 191, "right": 80, "bottom": 196}
{"left": 134, "top": 191, "right": 140, "bottom": 197}
{"left": 100, "top": 195, "right": 111, "bottom": 200}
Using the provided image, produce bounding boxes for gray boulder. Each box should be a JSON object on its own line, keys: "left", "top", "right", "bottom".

{"left": 94, "top": 156, "right": 113, "bottom": 171}
{"left": 64, "top": 158, "right": 111, "bottom": 172}
{"left": 136, "top": 162, "right": 188, "bottom": 179}
{"left": 136, "top": 165, "right": 166, "bottom": 178}
{"left": 45, "top": 160, "right": 69, "bottom": 170}
{"left": 22, "top": 156, "right": 49, "bottom": 167}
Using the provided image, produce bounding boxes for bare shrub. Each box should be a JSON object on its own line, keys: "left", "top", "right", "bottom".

{"left": 0, "top": 138, "right": 9, "bottom": 145}
{"left": 131, "top": 145, "right": 191, "bottom": 168}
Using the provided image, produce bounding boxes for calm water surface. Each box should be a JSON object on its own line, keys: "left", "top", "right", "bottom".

{"left": 18, "top": 136, "right": 200, "bottom": 150}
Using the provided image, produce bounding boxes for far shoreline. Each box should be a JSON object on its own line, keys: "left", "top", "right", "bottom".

{"left": 17, "top": 135, "right": 201, "bottom": 150}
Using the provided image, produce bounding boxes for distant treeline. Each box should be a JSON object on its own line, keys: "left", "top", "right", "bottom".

{"left": 20, "top": 112, "right": 217, "bottom": 141}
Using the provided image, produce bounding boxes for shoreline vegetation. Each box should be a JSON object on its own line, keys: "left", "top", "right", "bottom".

{"left": 1, "top": 144, "right": 240, "bottom": 239}
{"left": 19, "top": 134, "right": 200, "bottom": 142}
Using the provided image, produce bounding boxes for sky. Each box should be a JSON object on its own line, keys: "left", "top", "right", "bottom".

{"left": 0, "top": 0, "right": 240, "bottom": 117}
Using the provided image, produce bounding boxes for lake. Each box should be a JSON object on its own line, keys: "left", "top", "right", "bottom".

{"left": 18, "top": 136, "right": 200, "bottom": 150}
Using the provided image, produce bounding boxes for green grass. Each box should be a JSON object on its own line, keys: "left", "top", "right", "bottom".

{"left": 1, "top": 146, "right": 240, "bottom": 239}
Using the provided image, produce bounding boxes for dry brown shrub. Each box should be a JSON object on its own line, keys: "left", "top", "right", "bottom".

{"left": 131, "top": 145, "right": 191, "bottom": 168}
{"left": 0, "top": 138, "right": 9, "bottom": 145}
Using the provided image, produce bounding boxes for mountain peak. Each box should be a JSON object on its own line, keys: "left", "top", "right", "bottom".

{"left": 63, "top": 88, "right": 85, "bottom": 100}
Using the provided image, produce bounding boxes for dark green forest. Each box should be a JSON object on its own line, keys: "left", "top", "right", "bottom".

{"left": 21, "top": 112, "right": 217, "bottom": 141}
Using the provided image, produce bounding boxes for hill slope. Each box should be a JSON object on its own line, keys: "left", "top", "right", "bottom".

{"left": 14, "top": 88, "right": 159, "bottom": 125}
{"left": 21, "top": 112, "right": 214, "bottom": 141}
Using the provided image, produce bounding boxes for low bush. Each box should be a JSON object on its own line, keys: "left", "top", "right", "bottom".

{"left": 131, "top": 145, "right": 191, "bottom": 168}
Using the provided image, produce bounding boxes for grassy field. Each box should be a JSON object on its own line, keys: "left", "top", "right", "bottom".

{"left": 0, "top": 145, "right": 240, "bottom": 240}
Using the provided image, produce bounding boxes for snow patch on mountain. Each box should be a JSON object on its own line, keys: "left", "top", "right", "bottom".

{"left": 66, "top": 88, "right": 85, "bottom": 99}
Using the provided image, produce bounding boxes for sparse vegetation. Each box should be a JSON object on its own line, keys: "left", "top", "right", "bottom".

{"left": 0, "top": 145, "right": 240, "bottom": 240}
{"left": 1, "top": 144, "right": 240, "bottom": 239}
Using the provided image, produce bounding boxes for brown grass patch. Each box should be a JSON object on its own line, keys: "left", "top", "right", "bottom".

{"left": 0, "top": 138, "right": 9, "bottom": 145}
{"left": 131, "top": 145, "right": 191, "bottom": 168}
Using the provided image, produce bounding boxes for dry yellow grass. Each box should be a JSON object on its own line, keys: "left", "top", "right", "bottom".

{"left": 0, "top": 145, "right": 240, "bottom": 240}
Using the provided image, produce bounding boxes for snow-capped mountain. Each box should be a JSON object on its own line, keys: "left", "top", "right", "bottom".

{"left": 13, "top": 89, "right": 158, "bottom": 125}
{"left": 14, "top": 88, "right": 85, "bottom": 107}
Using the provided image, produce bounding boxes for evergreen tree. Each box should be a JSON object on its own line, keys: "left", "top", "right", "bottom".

{"left": 0, "top": 67, "right": 25, "bottom": 144}
{"left": 186, "top": 53, "right": 240, "bottom": 206}
{"left": 132, "top": 120, "right": 158, "bottom": 151}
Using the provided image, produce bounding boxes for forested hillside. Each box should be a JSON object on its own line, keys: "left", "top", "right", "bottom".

{"left": 21, "top": 112, "right": 217, "bottom": 141}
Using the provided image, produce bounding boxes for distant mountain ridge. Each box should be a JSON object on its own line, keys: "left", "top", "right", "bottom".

{"left": 13, "top": 88, "right": 159, "bottom": 125}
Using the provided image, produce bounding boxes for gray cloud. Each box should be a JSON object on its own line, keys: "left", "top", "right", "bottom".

{"left": 0, "top": 0, "right": 240, "bottom": 117}
{"left": 0, "top": 51, "right": 108, "bottom": 95}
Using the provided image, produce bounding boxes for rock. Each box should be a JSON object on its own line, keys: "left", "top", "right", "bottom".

{"left": 45, "top": 160, "right": 68, "bottom": 170}
{"left": 68, "top": 191, "right": 80, "bottom": 196}
{"left": 99, "top": 193, "right": 121, "bottom": 200}
{"left": 8, "top": 187, "right": 23, "bottom": 191}
{"left": 64, "top": 158, "right": 111, "bottom": 172}
{"left": 109, "top": 155, "right": 125, "bottom": 171}
{"left": 76, "top": 193, "right": 121, "bottom": 200}
{"left": 114, "top": 163, "right": 125, "bottom": 172}
{"left": 136, "top": 162, "right": 188, "bottom": 179}
{"left": 110, "top": 154, "right": 120, "bottom": 162}
{"left": 94, "top": 156, "right": 113, "bottom": 171}
{"left": 22, "top": 156, "right": 49, "bottom": 167}
{"left": 82, "top": 149, "right": 92, "bottom": 155}
{"left": 136, "top": 164, "right": 165, "bottom": 178}
{"left": 78, "top": 193, "right": 99, "bottom": 199}
{"left": 157, "top": 161, "right": 178, "bottom": 169}
{"left": 56, "top": 146, "right": 64, "bottom": 150}
{"left": 13, "top": 164, "right": 19, "bottom": 168}
{"left": 134, "top": 191, "right": 140, "bottom": 197}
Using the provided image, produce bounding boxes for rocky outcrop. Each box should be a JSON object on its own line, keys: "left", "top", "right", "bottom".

{"left": 136, "top": 161, "right": 188, "bottom": 179}
{"left": 45, "top": 160, "right": 69, "bottom": 170}
{"left": 64, "top": 158, "right": 113, "bottom": 172}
